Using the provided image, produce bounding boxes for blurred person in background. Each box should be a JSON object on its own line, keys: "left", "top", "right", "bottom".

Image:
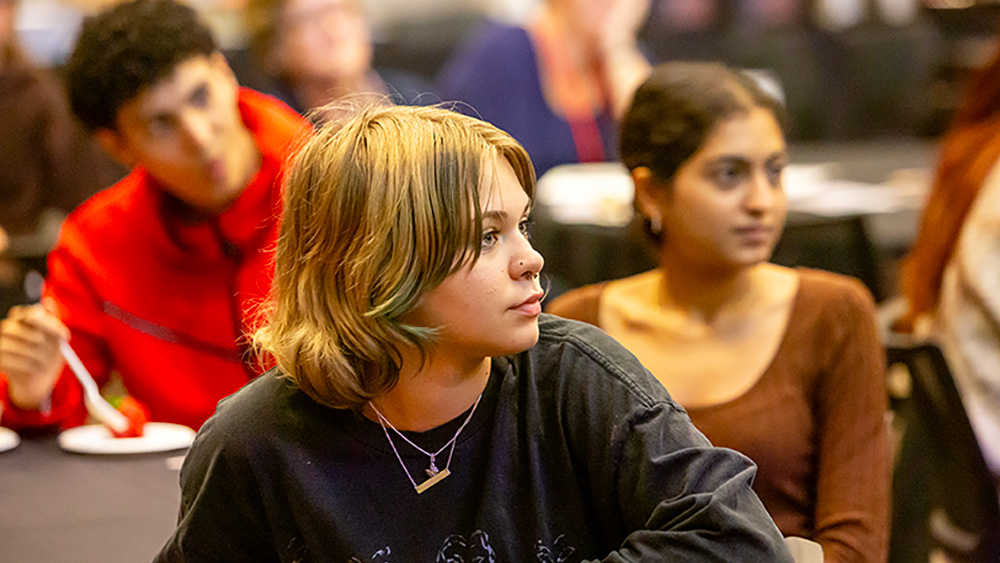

{"left": 548, "top": 61, "right": 890, "bottom": 562}
{"left": 437, "top": 0, "right": 651, "bottom": 177}
{"left": 0, "top": 0, "right": 310, "bottom": 432}
{"left": 243, "top": 0, "right": 431, "bottom": 123}
{"left": 0, "top": 0, "right": 124, "bottom": 316}
{"left": 896, "top": 36, "right": 1000, "bottom": 558}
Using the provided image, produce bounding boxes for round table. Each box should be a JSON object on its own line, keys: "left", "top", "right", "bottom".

{"left": 0, "top": 434, "right": 184, "bottom": 563}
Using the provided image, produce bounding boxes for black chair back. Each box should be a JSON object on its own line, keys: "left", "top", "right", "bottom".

{"left": 772, "top": 213, "right": 885, "bottom": 301}
{"left": 887, "top": 341, "right": 1000, "bottom": 563}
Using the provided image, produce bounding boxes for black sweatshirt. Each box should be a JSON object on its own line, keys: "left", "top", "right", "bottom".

{"left": 157, "top": 315, "right": 792, "bottom": 562}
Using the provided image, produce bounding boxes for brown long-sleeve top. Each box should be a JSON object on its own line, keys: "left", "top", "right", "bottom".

{"left": 547, "top": 268, "right": 890, "bottom": 562}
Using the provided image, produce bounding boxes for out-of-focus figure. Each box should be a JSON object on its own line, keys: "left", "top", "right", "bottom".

{"left": 898, "top": 37, "right": 1000, "bottom": 482}
{"left": 0, "top": 0, "right": 311, "bottom": 433}
{"left": 243, "top": 0, "right": 431, "bottom": 122}
{"left": 897, "top": 37, "right": 1000, "bottom": 561}
{"left": 0, "top": 0, "right": 123, "bottom": 315}
{"left": 437, "top": 0, "right": 651, "bottom": 176}
{"left": 549, "top": 61, "right": 890, "bottom": 562}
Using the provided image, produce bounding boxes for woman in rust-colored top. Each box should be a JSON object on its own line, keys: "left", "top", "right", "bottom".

{"left": 547, "top": 62, "right": 889, "bottom": 562}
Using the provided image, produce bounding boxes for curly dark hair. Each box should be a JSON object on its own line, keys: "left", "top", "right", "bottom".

{"left": 65, "top": 0, "right": 217, "bottom": 131}
{"left": 620, "top": 61, "right": 787, "bottom": 182}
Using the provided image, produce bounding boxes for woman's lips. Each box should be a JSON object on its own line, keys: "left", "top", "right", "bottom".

{"left": 734, "top": 225, "right": 775, "bottom": 244}
{"left": 512, "top": 292, "right": 544, "bottom": 316}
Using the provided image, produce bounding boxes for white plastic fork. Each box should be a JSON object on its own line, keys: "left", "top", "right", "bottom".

{"left": 58, "top": 340, "right": 129, "bottom": 434}
{"left": 23, "top": 271, "right": 129, "bottom": 435}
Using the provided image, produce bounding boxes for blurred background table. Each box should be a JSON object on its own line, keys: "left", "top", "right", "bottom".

{"left": 0, "top": 435, "right": 183, "bottom": 563}
{"left": 534, "top": 137, "right": 936, "bottom": 304}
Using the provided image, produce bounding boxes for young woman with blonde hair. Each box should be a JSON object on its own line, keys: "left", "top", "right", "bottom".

{"left": 156, "top": 104, "right": 792, "bottom": 562}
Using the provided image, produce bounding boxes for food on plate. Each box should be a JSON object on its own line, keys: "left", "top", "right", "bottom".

{"left": 107, "top": 395, "right": 150, "bottom": 438}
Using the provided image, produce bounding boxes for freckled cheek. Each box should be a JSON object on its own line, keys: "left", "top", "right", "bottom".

{"left": 483, "top": 284, "right": 499, "bottom": 301}
{"left": 479, "top": 271, "right": 504, "bottom": 303}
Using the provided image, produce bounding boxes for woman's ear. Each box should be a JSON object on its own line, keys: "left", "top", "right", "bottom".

{"left": 630, "top": 166, "right": 665, "bottom": 222}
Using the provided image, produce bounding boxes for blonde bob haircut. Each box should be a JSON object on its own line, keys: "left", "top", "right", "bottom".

{"left": 254, "top": 104, "right": 536, "bottom": 410}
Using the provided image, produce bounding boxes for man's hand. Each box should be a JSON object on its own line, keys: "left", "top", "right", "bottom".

{"left": 0, "top": 304, "right": 69, "bottom": 410}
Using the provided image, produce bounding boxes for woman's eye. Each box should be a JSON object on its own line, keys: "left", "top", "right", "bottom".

{"left": 481, "top": 230, "right": 499, "bottom": 248}
{"left": 712, "top": 165, "right": 743, "bottom": 187}
{"left": 518, "top": 219, "right": 533, "bottom": 238}
{"left": 766, "top": 163, "right": 785, "bottom": 186}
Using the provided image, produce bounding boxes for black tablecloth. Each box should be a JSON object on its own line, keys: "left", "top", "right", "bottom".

{"left": 0, "top": 435, "right": 183, "bottom": 563}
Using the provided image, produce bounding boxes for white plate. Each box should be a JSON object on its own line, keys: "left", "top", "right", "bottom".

{"left": 0, "top": 427, "right": 20, "bottom": 453}
{"left": 58, "top": 422, "right": 196, "bottom": 454}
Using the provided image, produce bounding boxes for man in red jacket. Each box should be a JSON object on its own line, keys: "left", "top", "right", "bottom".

{"left": 0, "top": 0, "right": 311, "bottom": 431}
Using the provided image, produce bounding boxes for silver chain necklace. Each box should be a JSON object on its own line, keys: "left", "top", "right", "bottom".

{"left": 369, "top": 392, "right": 483, "bottom": 494}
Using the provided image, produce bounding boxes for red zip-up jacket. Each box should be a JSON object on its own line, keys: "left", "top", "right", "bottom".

{"left": 0, "top": 89, "right": 311, "bottom": 432}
